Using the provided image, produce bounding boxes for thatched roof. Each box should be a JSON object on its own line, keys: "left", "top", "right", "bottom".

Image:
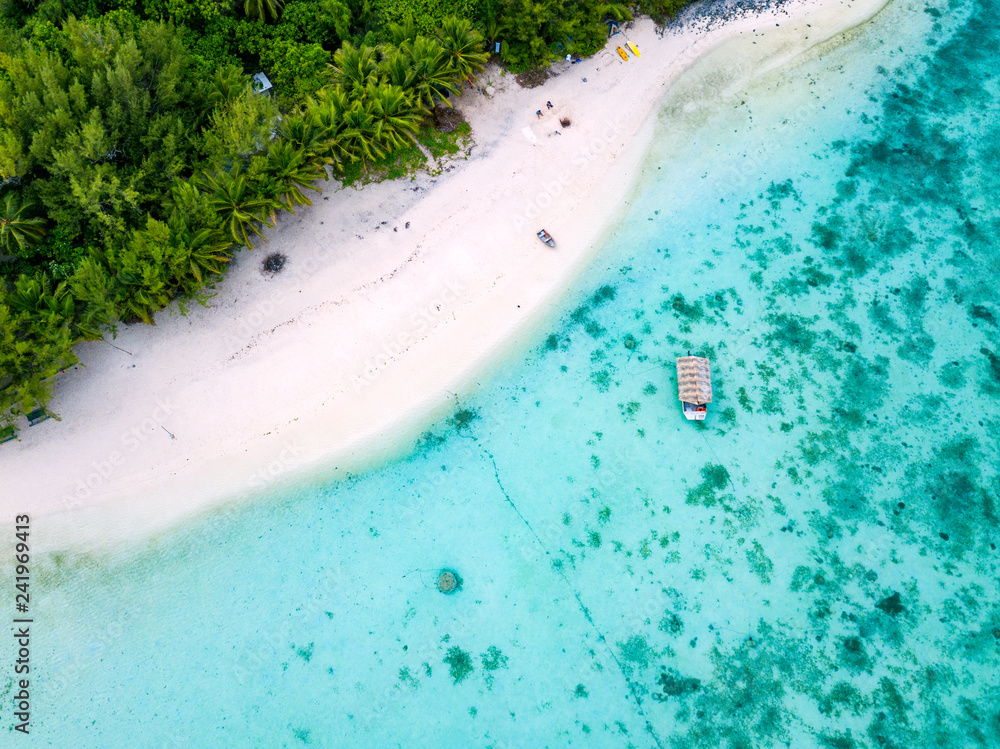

{"left": 677, "top": 356, "right": 712, "bottom": 404}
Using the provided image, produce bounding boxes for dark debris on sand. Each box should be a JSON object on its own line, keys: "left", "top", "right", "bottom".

{"left": 672, "top": 0, "right": 796, "bottom": 32}
{"left": 515, "top": 68, "right": 551, "bottom": 89}
{"left": 262, "top": 252, "right": 287, "bottom": 274}
{"left": 433, "top": 106, "right": 467, "bottom": 133}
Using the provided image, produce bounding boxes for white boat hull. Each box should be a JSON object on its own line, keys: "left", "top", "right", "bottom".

{"left": 682, "top": 401, "right": 707, "bottom": 420}
{"left": 677, "top": 356, "right": 712, "bottom": 423}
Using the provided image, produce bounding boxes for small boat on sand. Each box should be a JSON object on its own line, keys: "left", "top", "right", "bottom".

{"left": 616, "top": 46, "right": 629, "bottom": 61}
{"left": 677, "top": 356, "right": 712, "bottom": 420}
{"left": 537, "top": 229, "right": 555, "bottom": 247}
{"left": 628, "top": 42, "right": 640, "bottom": 57}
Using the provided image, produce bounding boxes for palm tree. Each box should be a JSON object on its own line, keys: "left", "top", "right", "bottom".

{"left": 304, "top": 88, "right": 353, "bottom": 170}
{"left": 243, "top": 0, "right": 282, "bottom": 21}
{"left": 398, "top": 36, "right": 461, "bottom": 109}
{"left": 482, "top": 1, "right": 503, "bottom": 47}
{"left": 166, "top": 177, "right": 222, "bottom": 235}
{"left": 280, "top": 113, "right": 333, "bottom": 164}
{"left": 265, "top": 141, "right": 327, "bottom": 212}
{"left": 100, "top": 252, "right": 170, "bottom": 324}
{"left": 309, "top": 86, "right": 351, "bottom": 127}
{"left": 437, "top": 17, "right": 489, "bottom": 83}
{"left": 485, "top": 18, "right": 502, "bottom": 46}
{"left": 0, "top": 192, "right": 46, "bottom": 254}
{"left": 204, "top": 64, "right": 249, "bottom": 109}
{"left": 327, "top": 42, "right": 378, "bottom": 95}
{"left": 68, "top": 255, "right": 118, "bottom": 333}
{"left": 167, "top": 211, "right": 233, "bottom": 286}
{"left": 386, "top": 19, "right": 418, "bottom": 47}
{"left": 8, "top": 273, "right": 73, "bottom": 320}
{"left": 337, "top": 97, "right": 388, "bottom": 166}
{"left": 0, "top": 288, "right": 77, "bottom": 420}
{"left": 377, "top": 48, "right": 416, "bottom": 91}
{"left": 182, "top": 229, "right": 233, "bottom": 286}
{"left": 366, "top": 84, "right": 424, "bottom": 152}
{"left": 9, "top": 272, "right": 106, "bottom": 341}
{"left": 597, "top": 2, "right": 632, "bottom": 22}
{"left": 199, "top": 171, "right": 277, "bottom": 249}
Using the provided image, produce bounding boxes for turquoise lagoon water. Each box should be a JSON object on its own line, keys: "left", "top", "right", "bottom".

{"left": 15, "top": 0, "right": 1000, "bottom": 745}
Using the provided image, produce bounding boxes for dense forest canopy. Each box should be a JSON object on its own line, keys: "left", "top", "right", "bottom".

{"left": 0, "top": 0, "right": 690, "bottom": 432}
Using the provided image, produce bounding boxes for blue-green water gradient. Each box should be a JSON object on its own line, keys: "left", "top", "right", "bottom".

{"left": 14, "top": 0, "right": 1000, "bottom": 745}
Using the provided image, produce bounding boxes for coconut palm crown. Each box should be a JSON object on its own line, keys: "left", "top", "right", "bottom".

{"left": 0, "top": 192, "right": 46, "bottom": 254}
{"left": 243, "top": 0, "right": 283, "bottom": 22}
{"left": 437, "top": 17, "right": 489, "bottom": 82}
{"left": 199, "top": 171, "right": 278, "bottom": 249}
{"left": 398, "top": 35, "right": 461, "bottom": 109}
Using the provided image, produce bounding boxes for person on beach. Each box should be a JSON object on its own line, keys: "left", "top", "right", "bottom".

{"left": 546, "top": 101, "right": 553, "bottom": 109}
{"left": 536, "top": 109, "right": 542, "bottom": 118}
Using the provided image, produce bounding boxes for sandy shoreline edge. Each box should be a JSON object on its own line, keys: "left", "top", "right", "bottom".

{"left": 2, "top": 0, "right": 888, "bottom": 552}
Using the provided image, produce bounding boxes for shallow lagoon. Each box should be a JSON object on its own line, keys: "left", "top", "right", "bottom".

{"left": 23, "top": 0, "right": 1000, "bottom": 745}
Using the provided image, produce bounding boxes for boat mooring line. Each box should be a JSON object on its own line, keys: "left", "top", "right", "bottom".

{"left": 699, "top": 429, "right": 740, "bottom": 499}
{"left": 697, "top": 427, "right": 777, "bottom": 536}
{"left": 486, "top": 451, "right": 666, "bottom": 749}
{"left": 401, "top": 568, "right": 445, "bottom": 590}
{"left": 623, "top": 353, "right": 668, "bottom": 377}
{"left": 697, "top": 427, "right": 775, "bottom": 638}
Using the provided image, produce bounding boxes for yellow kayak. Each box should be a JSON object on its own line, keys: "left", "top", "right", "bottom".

{"left": 616, "top": 45, "right": 628, "bottom": 61}
{"left": 628, "top": 42, "right": 640, "bottom": 57}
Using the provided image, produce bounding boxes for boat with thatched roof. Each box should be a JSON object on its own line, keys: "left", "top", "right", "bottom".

{"left": 677, "top": 356, "right": 712, "bottom": 421}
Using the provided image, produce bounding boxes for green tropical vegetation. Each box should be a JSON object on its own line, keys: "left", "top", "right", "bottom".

{"left": 1, "top": 193, "right": 46, "bottom": 252}
{"left": 0, "top": 0, "right": 692, "bottom": 430}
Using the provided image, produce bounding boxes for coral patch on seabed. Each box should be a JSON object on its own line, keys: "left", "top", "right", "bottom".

{"left": 437, "top": 569, "right": 462, "bottom": 594}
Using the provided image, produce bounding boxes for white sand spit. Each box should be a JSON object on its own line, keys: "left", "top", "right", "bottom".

{"left": 1, "top": 0, "right": 888, "bottom": 550}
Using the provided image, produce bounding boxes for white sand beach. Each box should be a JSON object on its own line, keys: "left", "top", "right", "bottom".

{"left": 2, "top": 0, "right": 888, "bottom": 551}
